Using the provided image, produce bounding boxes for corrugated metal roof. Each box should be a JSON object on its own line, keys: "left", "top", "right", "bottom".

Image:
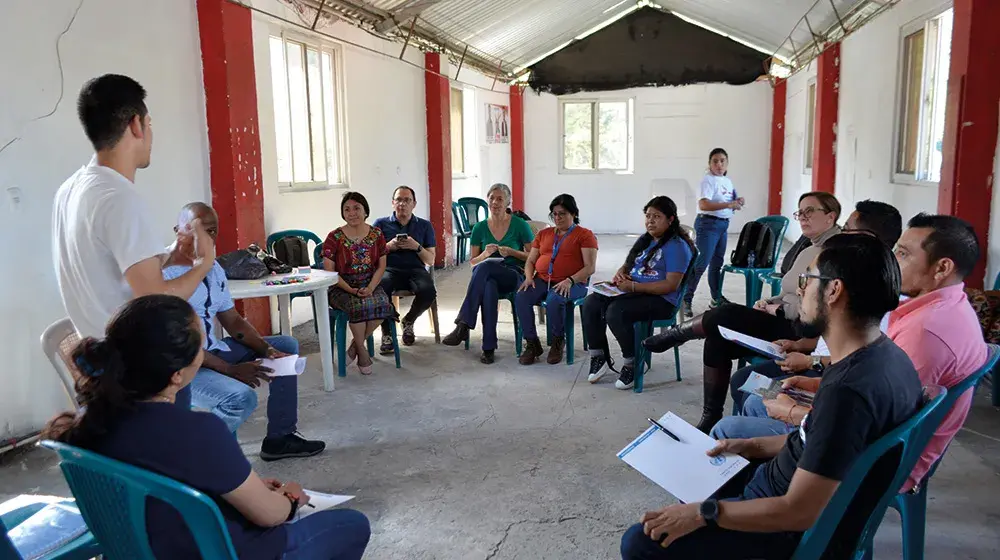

{"left": 345, "top": 0, "right": 879, "bottom": 72}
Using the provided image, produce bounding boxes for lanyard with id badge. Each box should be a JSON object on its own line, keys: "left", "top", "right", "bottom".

{"left": 547, "top": 224, "right": 576, "bottom": 289}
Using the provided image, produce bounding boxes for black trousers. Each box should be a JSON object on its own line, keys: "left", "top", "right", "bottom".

{"left": 701, "top": 304, "right": 797, "bottom": 368}
{"left": 379, "top": 267, "right": 436, "bottom": 333}
{"left": 582, "top": 293, "right": 676, "bottom": 359}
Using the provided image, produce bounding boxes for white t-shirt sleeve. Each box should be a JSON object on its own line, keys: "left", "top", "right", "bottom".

{"left": 698, "top": 176, "right": 716, "bottom": 201}
{"left": 99, "top": 189, "right": 166, "bottom": 274}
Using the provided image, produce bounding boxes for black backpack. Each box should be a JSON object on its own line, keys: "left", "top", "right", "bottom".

{"left": 730, "top": 222, "right": 775, "bottom": 268}
{"left": 272, "top": 236, "right": 311, "bottom": 267}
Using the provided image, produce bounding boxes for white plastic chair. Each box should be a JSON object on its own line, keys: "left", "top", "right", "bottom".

{"left": 40, "top": 318, "right": 82, "bottom": 410}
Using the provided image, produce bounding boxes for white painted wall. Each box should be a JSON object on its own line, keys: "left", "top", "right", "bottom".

{"left": 0, "top": 0, "right": 210, "bottom": 439}
{"left": 781, "top": 0, "right": 956, "bottom": 241}
{"left": 523, "top": 83, "right": 773, "bottom": 234}
{"left": 452, "top": 72, "right": 513, "bottom": 202}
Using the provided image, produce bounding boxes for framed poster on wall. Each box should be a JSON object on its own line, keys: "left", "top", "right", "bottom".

{"left": 485, "top": 103, "right": 510, "bottom": 144}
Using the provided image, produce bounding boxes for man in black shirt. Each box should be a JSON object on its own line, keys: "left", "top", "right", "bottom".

{"left": 621, "top": 233, "right": 923, "bottom": 559}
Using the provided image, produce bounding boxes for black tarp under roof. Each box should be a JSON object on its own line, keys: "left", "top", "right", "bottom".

{"left": 527, "top": 7, "right": 770, "bottom": 95}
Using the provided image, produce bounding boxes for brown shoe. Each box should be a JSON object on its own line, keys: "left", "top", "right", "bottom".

{"left": 519, "top": 338, "right": 544, "bottom": 365}
{"left": 547, "top": 336, "right": 565, "bottom": 364}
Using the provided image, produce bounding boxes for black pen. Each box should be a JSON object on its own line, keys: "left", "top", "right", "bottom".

{"left": 648, "top": 417, "right": 681, "bottom": 442}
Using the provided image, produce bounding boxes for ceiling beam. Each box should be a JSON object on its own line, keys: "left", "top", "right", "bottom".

{"left": 375, "top": 0, "right": 444, "bottom": 33}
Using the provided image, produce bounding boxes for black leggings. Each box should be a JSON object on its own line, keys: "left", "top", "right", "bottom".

{"left": 582, "top": 293, "right": 676, "bottom": 359}
{"left": 701, "top": 303, "right": 797, "bottom": 368}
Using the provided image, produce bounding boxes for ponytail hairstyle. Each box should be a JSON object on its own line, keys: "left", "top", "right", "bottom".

{"left": 42, "top": 295, "right": 203, "bottom": 448}
{"left": 623, "top": 196, "right": 694, "bottom": 273}
{"left": 549, "top": 193, "right": 581, "bottom": 224}
{"left": 709, "top": 147, "right": 729, "bottom": 176}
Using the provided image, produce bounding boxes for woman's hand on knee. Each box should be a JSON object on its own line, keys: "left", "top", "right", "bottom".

{"left": 518, "top": 278, "right": 534, "bottom": 292}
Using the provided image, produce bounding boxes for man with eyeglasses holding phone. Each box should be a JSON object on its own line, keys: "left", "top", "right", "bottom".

{"left": 373, "top": 186, "right": 437, "bottom": 353}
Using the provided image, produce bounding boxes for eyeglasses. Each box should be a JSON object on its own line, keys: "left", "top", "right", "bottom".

{"left": 793, "top": 207, "right": 829, "bottom": 220}
{"left": 798, "top": 273, "right": 835, "bottom": 290}
{"left": 393, "top": 197, "right": 414, "bottom": 204}
{"left": 550, "top": 211, "right": 571, "bottom": 218}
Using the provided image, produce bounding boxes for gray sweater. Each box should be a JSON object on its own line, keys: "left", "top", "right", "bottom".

{"left": 765, "top": 225, "right": 841, "bottom": 320}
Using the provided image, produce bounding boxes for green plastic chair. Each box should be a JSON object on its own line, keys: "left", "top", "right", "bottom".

{"left": 720, "top": 216, "right": 789, "bottom": 306}
{"left": 456, "top": 197, "right": 488, "bottom": 228}
{"left": 1, "top": 498, "right": 101, "bottom": 560}
{"left": 789, "top": 385, "right": 950, "bottom": 560}
{"left": 630, "top": 246, "right": 699, "bottom": 393}
{"left": 452, "top": 202, "right": 472, "bottom": 263}
{"left": 268, "top": 229, "right": 323, "bottom": 331}
{"left": 860, "top": 344, "right": 1000, "bottom": 560}
{"left": 40, "top": 440, "right": 239, "bottom": 559}
{"left": 514, "top": 293, "right": 589, "bottom": 365}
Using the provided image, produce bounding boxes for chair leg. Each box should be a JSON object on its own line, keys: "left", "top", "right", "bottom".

{"left": 390, "top": 321, "right": 401, "bottom": 369}
{"left": 634, "top": 322, "right": 649, "bottom": 394}
{"left": 366, "top": 335, "right": 375, "bottom": 357}
{"left": 512, "top": 300, "right": 522, "bottom": 356}
{"left": 430, "top": 300, "right": 441, "bottom": 343}
{"left": 744, "top": 272, "right": 755, "bottom": 307}
{"left": 312, "top": 299, "right": 318, "bottom": 334}
{"left": 580, "top": 306, "right": 588, "bottom": 351}
{"left": 335, "top": 314, "right": 348, "bottom": 378}
{"left": 538, "top": 306, "right": 545, "bottom": 325}
{"left": 897, "top": 490, "right": 927, "bottom": 560}
{"left": 565, "top": 304, "right": 575, "bottom": 365}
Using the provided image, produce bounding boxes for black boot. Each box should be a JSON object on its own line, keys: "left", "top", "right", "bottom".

{"left": 642, "top": 316, "right": 704, "bottom": 354}
{"left": 695, "top": 365, "right": 732, "bottom": 433}
{"left": 442, "top": 322, "right": 470, "bottom": 346}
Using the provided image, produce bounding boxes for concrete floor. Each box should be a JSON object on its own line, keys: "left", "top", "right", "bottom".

{"left": 2, "top": 234, "right": 999, "bottom": 559}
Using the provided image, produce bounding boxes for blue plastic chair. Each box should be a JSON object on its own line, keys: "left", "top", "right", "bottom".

{"left": 790, "top": 385, "right": 950, "bottom": 560}
{"left": 630, "top": 246, "right": 699, "bottom": 393}
{"left": 859, "top": 344, "right": 1000, "bottom": 560}
{"left": 313, "top": 245, "right": 402, "bottom": 376}
{"left": 269, "top": 229, "right": 323, "bottom": 331}
{"left": 456, "top": 197, "right": 488, "bottom": 228}
{"left": 1, "top": 498, "right": 101, "bottom": 560}
{"left": 463, "top": 292, "right": 521, "bottom": 354}
{"left": 514, "top": 295, "right": 588, "bottom": 364}
{"left": 452, "top": 202, "right": 472, "bottom": 263}
{"left": 720, "top": 216, "right": 790, "bottom": 306}
{"left": 758, "top": 270, "right": 783, "bottom": 298}
{"left": 40, "top": 440, "right": 239, "bottom": 559}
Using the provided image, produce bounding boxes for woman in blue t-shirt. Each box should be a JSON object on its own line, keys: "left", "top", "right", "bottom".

{"left": 42, "top": 295, "right": 370, "bottom": 560}
{"left": 581, "top": 196, "right": 694, "bottom": 390}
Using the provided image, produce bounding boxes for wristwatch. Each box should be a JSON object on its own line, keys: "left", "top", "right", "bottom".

{"left": 699, "top": 498, "right": 719, "bottom": 528}
{"left": 811, "top": 355, "right": 825, "bottom": 372}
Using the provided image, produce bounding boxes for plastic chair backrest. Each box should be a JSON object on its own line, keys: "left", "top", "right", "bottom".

{"left": 456, "top": 197, "right": 488, "bottom": 227}
{"left": 0, "top": 515, "right": 20, "bottom": 559}
{"left": 755, "top": 215, "right": 790, "bottom": 268}
{"left": 792, "top": 385, "right": 951, "bottom": 559}
{"left": 452, "top": 202, "right": 471, "bottom": 235}
{"left": 266, "top": 230, "right": 322, "bottom": 265}
{"left": 40, "top": 441, "right": 238, "bottom": 560}
{"left": 40, "top": 318, "right": 82, "bottom": 411}
{"left": 671, "top": 243, "right": 700, "bottom": 306}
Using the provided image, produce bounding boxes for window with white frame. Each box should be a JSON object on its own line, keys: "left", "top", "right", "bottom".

{"left": 804, "top": 80, "right": 817, "bottom": 171}
{"left": 269, "top": 34, "right": 346, "bottom": 189}
{"left": 560, "top": 99, "right": 633, "bottom": 172}
{"left": 895, "top": 8, "right": 953, "bottom": 183}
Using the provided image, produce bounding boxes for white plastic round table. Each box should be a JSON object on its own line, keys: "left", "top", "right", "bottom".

{"left": 228, "top": 270, "right": 339, "bottom": 391}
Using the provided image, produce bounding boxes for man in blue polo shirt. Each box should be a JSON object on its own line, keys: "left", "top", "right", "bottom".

{"left": 165, "top": 202, "right": 324, "bottom": 461}
{"left": 373, "top": 186, "right": 437, "bottom": 354}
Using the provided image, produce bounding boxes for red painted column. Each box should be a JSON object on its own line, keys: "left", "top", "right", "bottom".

{"left": 768, "top": 79, "right": 787, "bottom": 215}
{"left": 509, "top": 84, "right": 526, "bottom": 211}
{"left": 937, "top": 0, "right": 1000, "bottom": 289}
{"left": 811, "top": 42, "right": 840, "bottom": 194}
{"left": 425, "top": 52, "right": 453, "bottom": 268}
{"left": 197, "top": 0, "right": 270, "bottom": 331}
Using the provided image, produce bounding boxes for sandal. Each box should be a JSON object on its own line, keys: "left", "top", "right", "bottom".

{"left": 358, "top": 357, "right": 373, "bottom": 376}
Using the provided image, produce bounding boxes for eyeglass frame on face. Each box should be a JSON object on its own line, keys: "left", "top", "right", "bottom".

{"left": 798, "top": 272, "right": 836, "bottom": 291}
{"left": 550, "top": 210, "right": 572, "bottom": 219}
{"left": 793, "top": 206, "right": 830, "bottom": 221}
{"left": 393, "top": 196, "right": 414, "bottom": 204}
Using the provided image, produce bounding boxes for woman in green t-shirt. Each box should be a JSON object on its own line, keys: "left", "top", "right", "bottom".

{"left": 443, "top": 184, "right": 534, "bottom": 363}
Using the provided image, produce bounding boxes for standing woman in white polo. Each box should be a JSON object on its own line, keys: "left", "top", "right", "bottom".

{"left": 682, "top": 147, "right": 744, "bottom": 317}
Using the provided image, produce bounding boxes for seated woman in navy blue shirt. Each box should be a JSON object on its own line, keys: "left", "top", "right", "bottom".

{"left": 42, "top": 295, "right": 370, "bottom": 560}
{"left": 581, "top": 196, "right": 694, "bottom": 390}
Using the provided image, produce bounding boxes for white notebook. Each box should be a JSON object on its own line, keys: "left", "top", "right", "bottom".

{"left": 718, "top": 326, "right": 786, "bottom": 360}
{"left": 618, "top": 412, "right": 750, "bottom": 504}
{"left": 291, "top": 491, "right": 355, "bottom": 523}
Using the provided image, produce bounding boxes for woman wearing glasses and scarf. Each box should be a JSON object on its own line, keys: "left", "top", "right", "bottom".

{"left": 643, "top": 192, "right": 842, "bottom": 432}
{"left": 515, "top": 194, "right": 599, "bottom": 366}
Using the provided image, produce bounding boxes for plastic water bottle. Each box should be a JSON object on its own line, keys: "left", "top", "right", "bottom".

{"left": 748, "top": 250, "right": 756, "bottom": 268}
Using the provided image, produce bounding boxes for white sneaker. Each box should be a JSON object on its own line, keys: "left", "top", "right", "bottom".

{"left": 588, "top": 355, "right": 610, "bottom": 383}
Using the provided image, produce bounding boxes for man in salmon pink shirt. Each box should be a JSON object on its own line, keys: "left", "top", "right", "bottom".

{"left": 890, "top": 213, "right": 988, "bottom": 491}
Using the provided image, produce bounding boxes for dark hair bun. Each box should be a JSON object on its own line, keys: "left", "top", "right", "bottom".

{"left": 73, "top": 338, "right": 113, "bottom": 378}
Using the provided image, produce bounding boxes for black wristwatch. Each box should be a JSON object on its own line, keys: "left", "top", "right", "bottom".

{"left": 700, "top": 498, "right": 720, "bottom": 528}
{"left": 284, "top": 493, "right": 300, "bottom": 522}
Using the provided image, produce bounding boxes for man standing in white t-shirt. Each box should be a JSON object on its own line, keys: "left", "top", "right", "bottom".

{"left": 53, "top": 74, "right": 215, "bottom": 339}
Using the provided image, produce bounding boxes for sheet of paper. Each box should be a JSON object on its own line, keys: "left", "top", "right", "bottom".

{"left": 738, "top": 372, "right": 815, "bottom": 404}
{"left": 291, "top": 491, "right": 355, "bottom": 522}
{"left": 718, "top": 326, "right": 786, "bottom": 360}
{"left": 473, "top": 257, "right": 505, "bottom": 266}
{"left": 262, "top": 355, "right": 306, "bottom": 377}
{"left": 589, "top": 281, "right": 625, "bottom": 297}
{"left": 737, "top": 371, "right": 775, "bottom": 397}
{"left": 617, "top": 412, "right": 750, "bottom": 504}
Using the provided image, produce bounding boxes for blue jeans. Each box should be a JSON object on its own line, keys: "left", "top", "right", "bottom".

{"left": 282, "top": 508, "right": 371, "bottom": 560}
{"left": 456, "top": 260, "right": 522, "bottom": 351}
{"left": 710, "top": 407, "right": 795, "bottom": 440}
{"left": 514, "top": 279, "right": 589, "bottom": 340}
{"left": 176, "top": 336, "right": 299, "bottom": 437}
{"left": 686, "top": 215, "right": 729, "bottom": 305}
{"left": 620, "top": 464, "right": 800, "bottom": 559}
